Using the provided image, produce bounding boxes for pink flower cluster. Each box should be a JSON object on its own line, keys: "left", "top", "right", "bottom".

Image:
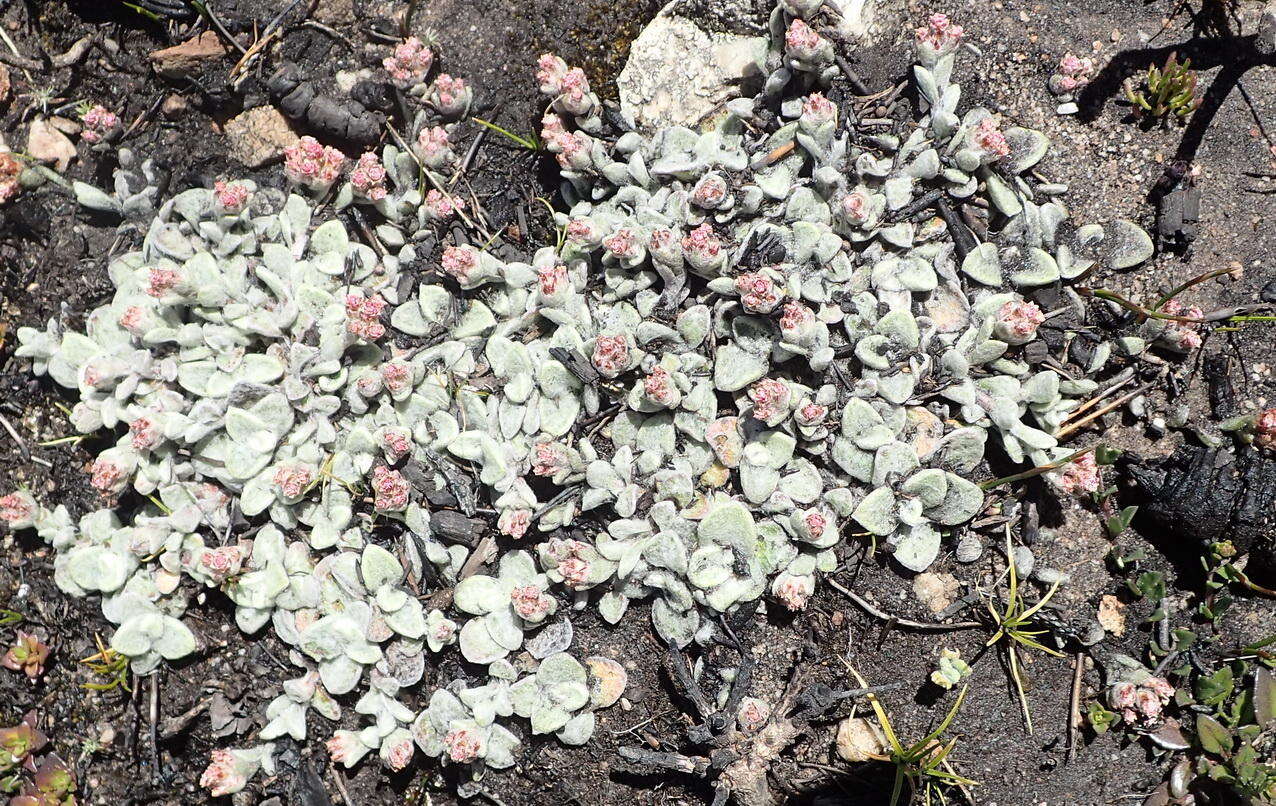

{"left": 840, "top": 189, "right": 871, "bottom": 224}
{"left": 350, "top": 153, "right": 388, "bottom": 202}
{"left": 1159, "top": 299, "right": 1204, "bottom": 352}
{"left": 775, "top": 576, "right": 813, "bottom": 610}
{"left": 384, "top": 735, "right": 414, "bottom": 771}
{"left": 1053, "top": 53, "right": 1094, "bottom": 94}
{"left": 1053, "top": 452, "right": 1100, "bottom": 496}
{"left": 649, "top": 228, "right": 681, "bottom": 264}
{"left": 1256, "top": 408, "right": 1276, "bottom": 452}
{"left": 591, "top": 334, "right": 630, "bottom": 377}
{"left": 795, "top": 400, "right": 828, "bottom": 427}
{"left": 147, "top": 267, "right": 180, "bottom": 299}
{"left": 91, "top": 457, "right": 127, "bottom": 494}
{"left": 735, "top": 273, "right": 782, "bottom": 314}
{"left": 129, "top": 414, "right": 160, "bottom": 451}
{"left": 273, "top": 464, "right": 314, "bottom": 499}
{"left": 537, "top": 263, "right": 569, "bottom": 299}
{"left": 81, "top": 105, "right": 119, "bottom": 145}
{"left": 284, "top": 136, "right": 345, "bottom": 191}
{"left": 643, "top": 367, "right": 678, "bottom": 407}
{"left": 554, "top": 131, "right": 592, "bottom": 171}
{"left": 785, "top": 19, "right": 825, "bottom": 60}
{"left": 326, "top": 732, "right": 369, "bottom": 766}
{"left": 510, "top": 585, "right": 553, "bottom": 621}
{"left": 372, "top": 466, "right": 410, "bottom": 512}
{"left": 565, "top": 218, "right": 598, "bottom": 245}
{"left": 971, "top": 117, "right": 1010, "bottom": 161}
{"left": 415, "top": 126, "right": 455, "bottom": 169}
{"left": 423, "top": 189, "right": 465, "bottom": 221}
{"left": 681, "top": 224, "right": 722, "bottom": 267}
{"left": 748, "top": 378, "right": 790, "bottom": 422}
{"left": 445, "top": 726, "right": 483, "bottom": 763}
{"left": 532, "top": 442, "right": 568, "bottom": 478}
{"left": 380, "top": 361, "right": 413, "bottom": 395}
{"left": 692, "top": 174, "right": 729, "bottom": 209}
{"left": 779, "top": 301, "right": 816, "bottom": 341}
{"left": 498, "top": 508, "right": 532, "bottom": 539}
{"left": 802, "top": 93, "right": 836, "bottom": 126}
{"left": 199, "top": 750, "right": 245, "bottom": 798}
{"left": 214, "top": 180, "right": 250, "bottom": 214}
{"left": 536, "top": 53, "right": 593, "bottom": 114}
{"left": 0, "top": 492, "right": 34, "bottom": 525}
{"left": 382, "top": 428, "right": 413, "bottom": 460}
{"left": 603, "top": 228, "right": 641, "bottom": 261}
{"left": 803, "top": 510, "right": 828, "bottom": 541}
{"left": 1107, "top": 677, "right": 1174, "bottom": 726}
{"left": 995, "top": 298, "right": 1045, "bottom": 342}
{"left": 200, "top": 546, "right": 243, "bottom": 584}
{"left": 383, "top": 37, "right": 433, "bottom": 88}
{"left": 737, "top": 699, "right": 771, "bottom": 732}
{"left": 345, "top": 293, "right": 386, "bottom": 340}
{"left": 429, "top": 74, "right": 471, "bottom": 116}
{"left": 0, "top": 152, "right": 21, "bottom": 205}
{"left": 441, "top": 245, "right": 478, "bottom": 284}
{"left": 915, "top": 13, "right": 964, "bottom": 54}
{"left": 119, "top": 306, "right": 145, "bottom": 334}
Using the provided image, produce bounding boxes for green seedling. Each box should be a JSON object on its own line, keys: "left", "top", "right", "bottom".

{"left": 844, "top": 662, "right": 977, "bottom": 806}
{"left": 79, "top": 634, "right": 130, "bottom": 693}
{"left": 985, "top": 535, "right": 1063, "bottom": 734}
{"left": 1123, "top": 53, "right": 1201, "bottom": 120}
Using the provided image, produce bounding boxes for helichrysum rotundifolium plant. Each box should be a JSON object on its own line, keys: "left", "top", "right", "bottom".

{"left": 2, "top": 1, "right": 1171, "bottom": 797}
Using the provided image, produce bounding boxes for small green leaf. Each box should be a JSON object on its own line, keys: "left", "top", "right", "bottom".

{"left": 1195, "top": 666, "right": 1235, "bottom": 706}
{"left": 1194, "top": 713, "right": 1233, "bottom": 756}
{"left": 1087, "top": 702, "right": 1116, "bottom": 734}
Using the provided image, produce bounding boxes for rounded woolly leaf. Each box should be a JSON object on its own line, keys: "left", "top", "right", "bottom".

{"left": 361, "top": 544, "right": 404, "bottom": 590}
{"left": 557, "top": 712, "right": 596, "bottom": 746}
{"left": 453, "top": 575, "right": 506, "bottom": 615}
{"left": 458, "top": 618, "right": 509, "bottom": 665}
{"left": 585, "top": 656, "right": 628, "bottom": 709}
{"left": 852, "top": 487, "right": 898, "bottom": 536}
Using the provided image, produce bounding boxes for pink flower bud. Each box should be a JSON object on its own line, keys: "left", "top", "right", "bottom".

{"left": 970, "top": 117, "right": 1010, "bottom": 161}
{"left": 915, "top": 12, "right": 964, "bottom": 57}
{"left": 510, "top": 585, "right": 553, "bottom": 621}
{"left": 380, "top": 361, "right": 413, "bottom": 395}
{"left": 423, "top": 189, "right": 465, "bottom": 221}
{"left": 129, "top": 414, "right": 160, "bottom": 452}
{"left": 1051, "top": 452, "right": 1100, "bottom": 496}
{"left": 498, "top": 508, "right": 532, "bottom": 538}
{"left": 0, "top": 491, "right": 35, "bottom": 528}
{"left": 371, "top": 466, "right": 410, "bottom": 511}
{"left": 383, "top": 36, "right": 433, "bottom": 88}
{"left": 213, "top": 180, "right": 251, "bottom": 214}
{"left": 414, "top": 126, "right": 456, "bottom": 169}
{"left": 273, "top": 464, "right": 314, "bottom": 500}
{"left": 692, "top": 174, "right": 729, "bottom": 209}
{"left": 1255, "top": 407, "right": 1276, "bottom": 452}
{"left": 775, "top": 575, "right": 814, "bottom": 610}
{"left": 643, "top": 366, "right": 679, "bottom": 407}
{"left": 90, "top": 457, "right": 128, "bottom": 494}
{"left": 441, "top": 245, "right": 478, "bottom": 284}
{"left": 748, "top": 378, "right": 791, "bottom": 422}
{"left": 445, "top": 726, "right": 484, "bottom": 763}
{"left": 994, "top": 298, "right": 1045, "bottom": 344}
{"left": 801, "top": 93, "right": 837, "bottom": 127}
{"left": 591, "top": 334, "right": 631, "bottom": 378}
{"left": 199, "top": 750, "right": 246, "bottom": 798}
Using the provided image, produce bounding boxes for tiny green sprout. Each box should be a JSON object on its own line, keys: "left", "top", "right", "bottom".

{"left": 1086, "top": 701, "right": 1117, "bottom": 734}
{"left": 843, "top": 662, "right": 977, "bottom": 806}
{"left": 984, "top": 535, "right": 1063, "bottom": 735}
{"left": 1123, "top": 53, "right": 1201, "bottom": 121}
{"left": 1104, "top": 505, "right": 1139, "bottom": 538}
{"left": 930, "top": 649, "right": 972, "bottom": 691}
{"left": 1128, "top": 570, "right": 1166, "bottom": 601}
{"left": 471, "top": 118, "right": 542, "bottom": 152}
{"left": 0, "top": 609, "right": 23, "bottom": 627}
{"left": 79, "top": 634, "right": 130, "bottom": 693}
{"left": 1094, "top": 445, "right": 1123, "bottom": 465}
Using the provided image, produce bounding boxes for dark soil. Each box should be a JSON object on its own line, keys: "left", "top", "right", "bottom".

{"left": 0, "top": 0, "right": 1273, "bottom": 805}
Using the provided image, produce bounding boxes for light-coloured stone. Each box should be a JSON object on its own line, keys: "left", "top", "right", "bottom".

{"left": 224, "top": 107, "right": 301, "bottom": 168}
{"left": 619, "top": 0, "right": 897, "bottom": 132}
{"left": 1096, "top": 593, "right": 1126, "bottom": 636}
{"left": 835, "top": 716, "right": 887, "bottom": 762}
{"left": 912, "top": 571, "right": 959, "bottom": 615}
{"left": 27, "top": 118, "right": 76, "bottom": 172}
{"left": 150, "top": 31, "right": 229, "bottom": 80}
{"left": 618, "top": 9, "right": 766, "bottom": 133}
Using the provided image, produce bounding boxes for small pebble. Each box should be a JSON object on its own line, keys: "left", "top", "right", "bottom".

{"left": 1034, "top": 567, "right": 1069, "bottom": 585}
{"left": 955, "top": 534, "right": 983, "bottom": 563}
{"left": 1013, "top": 545, "right": 1035, "bottom": 578}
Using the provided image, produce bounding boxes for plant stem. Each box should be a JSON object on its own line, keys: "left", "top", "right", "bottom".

{"left": 979, "top": 446, "right": 1094, "bottom": 491}
{"left": 471, "top": 117, "right": 539, "bottom": 151}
